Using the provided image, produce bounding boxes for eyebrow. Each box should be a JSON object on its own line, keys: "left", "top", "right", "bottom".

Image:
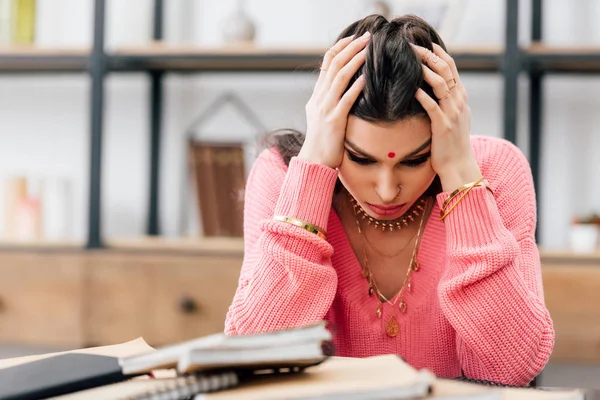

{"left": 344, "top": 138, "right": 432, "bottom": 161}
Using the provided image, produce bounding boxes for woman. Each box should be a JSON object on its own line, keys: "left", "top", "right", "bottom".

{"left": 224, "top": 14, "right": 554, "bottom": 386}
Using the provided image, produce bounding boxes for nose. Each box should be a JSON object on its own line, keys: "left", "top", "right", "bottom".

{"left": 375, "top": 170, "right": 400, "bottom": 204}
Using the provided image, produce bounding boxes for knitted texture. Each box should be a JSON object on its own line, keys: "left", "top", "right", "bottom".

{"left": 224, "top": 136, "right": 554, "bottom": 386}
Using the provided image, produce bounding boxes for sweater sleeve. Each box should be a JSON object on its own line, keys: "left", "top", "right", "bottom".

{"left": 436, "top": 138, "right": 554, "bottom": 386}
{"left": 224, "top": 148, "right": 339, "bottom": 335}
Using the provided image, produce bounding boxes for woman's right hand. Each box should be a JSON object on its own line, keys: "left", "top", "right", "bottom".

{"left": 298, "top": 31, "right": 371, "bottom": 169}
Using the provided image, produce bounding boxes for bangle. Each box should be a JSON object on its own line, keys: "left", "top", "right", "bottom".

{"left": 274, "top": 216, "right": 327, "bottom": 240}
{"left": 440, "top": 178, "right": 482, "bottom": 222}
{"left": 441, "top": 178, "right": 494, "bottom": 211}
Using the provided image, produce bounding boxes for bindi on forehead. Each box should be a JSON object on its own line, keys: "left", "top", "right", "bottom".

{"left": 387, "top": 152, "right": 396, "bottom": 159}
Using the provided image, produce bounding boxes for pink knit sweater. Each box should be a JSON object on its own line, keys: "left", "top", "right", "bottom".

{"left": 224, "top": 135, "right": 554, "bottom": 386}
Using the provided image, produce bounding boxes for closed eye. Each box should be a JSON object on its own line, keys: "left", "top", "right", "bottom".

{"left": 346, "top": 149, "right": 376, "bottom": 165}
{"left": 401, "top": 152, "right": 431, "bottom": 167}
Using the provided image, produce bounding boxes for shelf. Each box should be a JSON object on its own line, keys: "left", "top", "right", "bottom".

{"left": 109, "top": 44, "right": 325, "bottom": 72}
{"left": 106, "top": 236, "right": 244, "bottom": 255}
{"left": 0, "top": 43, "right": 502, "bottom": 74}
{"left": 108, "top": 43, "right": 502, "bottom": 73}
{"left": 524, "top": 43, "right": 600, "bottom": 73}
{"left": 447, "top": 45, "right": 503, "bottom": 72}
{"left": 0, "top": 240, "right": 84, "bottom": 252}
{"left": 539, "top": 248, "right": 600, "bottom": 264}
{"left": 0, "top": 46, "right": 90, "bottom": 73}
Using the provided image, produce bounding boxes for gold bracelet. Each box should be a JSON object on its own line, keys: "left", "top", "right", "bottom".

{"left": 274, "top": 216, "right": 327, "bottom": 240}
{"left": 440, "top": 179, "right": 481, "bottom": 222}
{"left": 441, "top": 177, "right": 494, "bottom": 211}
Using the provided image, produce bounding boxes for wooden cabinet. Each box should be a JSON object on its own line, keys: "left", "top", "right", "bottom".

{"left": 0, "top": 253, "right": 85, "bottom": 346}
{"left": 0, "top": 241, "right": 244, "bottom": 348}
{"left": 541, "top": 255, "right": 600, "bottom": 363}
{"left": 146, "top": 254, "right": 242, "bottom": 345}
{"left": 84, "top": 254, "right": 155, "bottom": 346}
{"left": 0, "top": 244, "right": 599, "bottom": 364}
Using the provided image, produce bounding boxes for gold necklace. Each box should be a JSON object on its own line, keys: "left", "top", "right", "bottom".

{"left": 354, "top": 197, "right": 429, "bottom": 338}
{"left": 362, "top": 228, "right": 419, "bottom": 258}
{"left": 350, "top": 196, "right": 427, "bottom": 232}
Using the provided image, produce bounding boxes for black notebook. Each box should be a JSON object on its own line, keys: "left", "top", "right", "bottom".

{"left": 0, "top": 353, "right": 138, "bottom": 400}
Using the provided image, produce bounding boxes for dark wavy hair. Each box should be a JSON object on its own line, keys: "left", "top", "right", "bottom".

{"left": 264, "top": 14, "right": 445, "bottom": 195}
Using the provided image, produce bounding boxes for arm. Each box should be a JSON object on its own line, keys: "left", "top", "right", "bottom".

{"left": 437, "top": 139, "right": 554, "bottom": 386}
{"left": 224, "top": 148, "right": 339, "bottom": 335}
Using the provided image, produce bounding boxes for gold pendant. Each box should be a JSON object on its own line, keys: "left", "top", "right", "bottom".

{"left": 385, "top": 316, "right": 399, "bottom": 338}
{"left": 399, "top": 301, "right": 407, "bottom": 313}
{"left": 376, "top": 303, "right": 382, "bottom": 318}
{"left": 412, "top": 259, "right": 420, "bottom": 271}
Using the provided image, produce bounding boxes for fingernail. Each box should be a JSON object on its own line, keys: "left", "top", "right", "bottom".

{"left": 362, "top": 31, "right": 371, "bottom": 39}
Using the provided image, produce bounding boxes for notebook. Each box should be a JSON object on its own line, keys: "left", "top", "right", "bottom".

{"left": 0, "top": 338, "right": 154, "bottom": 400}
{"left": 119, "top": 321, "right": 333, "bottom": 375}
{"left": 0, "top": 353, "right": 136, "bottom": 400}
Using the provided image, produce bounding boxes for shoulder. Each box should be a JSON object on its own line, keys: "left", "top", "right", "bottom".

{"left": 245, "top": 147, "right": 289, "bottom": 195}
{"left": 251, "top": 147, "right": 288, "bottom": 173}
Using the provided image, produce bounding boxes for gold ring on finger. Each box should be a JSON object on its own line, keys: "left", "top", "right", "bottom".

{"left": 326, "top": 48, "right": 338, "bottom": 58}
{"left": 422, "top": 49, "right": 431, "bottom": 63}
{"left": 447, "top": 77, "right": 457, "bottom": 89}
{"left": 438, "top": 89, "right": 452, "bottom": 101}
{"left": 320, "top": 67, "right": 328, "bottom": 72}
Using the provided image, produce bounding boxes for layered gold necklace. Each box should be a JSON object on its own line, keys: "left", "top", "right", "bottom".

{"left": 352, "top": 195, "right": 430, "bottom": 338}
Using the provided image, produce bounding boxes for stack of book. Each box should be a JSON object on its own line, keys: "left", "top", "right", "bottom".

{"left": 0, "top": 321, "right": 586, "bottom": 400}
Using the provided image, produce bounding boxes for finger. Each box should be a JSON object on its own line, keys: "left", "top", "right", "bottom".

{"left": 432, "top": 43, "right": 460, "bottom": 88}
{"left": 316, "top": 35, "right": 355, "bottom": 90}
{"left": 324, "top": 48, "right": 367, "bottom": 109}
{"left": 415, "top": 88, "right": 445, "bottom": 123}
{"left": 410, "top": 43, "right": 454, "bottom": 84}
{"left": 422, "top": 64, "right": 453, "bottom": 105}
{"left": 322, "top": 31, "right": 371, "bottom": 92}
{"left": 337, "top": 74, "right": 366, "bottom": 115}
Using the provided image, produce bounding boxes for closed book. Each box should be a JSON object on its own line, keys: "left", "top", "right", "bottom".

{"left": 11, "top": 0, "right": 35, "bottom": 44}
{"left": 0, "top": 353, "right": 139, "bottom": 400}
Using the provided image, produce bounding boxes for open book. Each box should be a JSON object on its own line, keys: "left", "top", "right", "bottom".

{"left": 119, "top": 321, "right": 333, "bottom": 375}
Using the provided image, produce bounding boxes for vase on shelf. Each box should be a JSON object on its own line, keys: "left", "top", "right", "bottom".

{"left": 221, "top": 0, "right": 256, "bottom": 46}
{"left": 569, "top": 214, "right": 600, "bottom": 253}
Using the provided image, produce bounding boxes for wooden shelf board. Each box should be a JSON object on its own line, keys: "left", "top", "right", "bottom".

{"left": 524, "top": 43, "right": 600, "bottom": 72}
{"left": 108, "top": 43, "right": 502, "bottom": 73}
{"left": 106, "top": 236, "right": 244, "bottom": 255}
{"left": 0, "top": 240, "right": 84, "bottom": 252}
{"left": 540, "top": 248, "right": 600, "bottom": 263}
{"left": 0, "top": 46, "right": 90, "bottom": 72}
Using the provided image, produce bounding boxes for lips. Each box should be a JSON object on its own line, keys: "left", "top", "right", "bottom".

{"left": 366, "top": 202, "right": 407, "bottom": 217}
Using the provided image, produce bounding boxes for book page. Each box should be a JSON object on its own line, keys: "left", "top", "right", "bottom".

{"left": 0, "top": 338, "right": 155, "bottom": 370}
{"left": 199, "top": 355, "right": 432, "bottom": 399}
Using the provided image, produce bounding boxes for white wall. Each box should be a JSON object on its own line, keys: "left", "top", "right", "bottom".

{"left": 0, "top": 0, "right": 598, "bottom": 248}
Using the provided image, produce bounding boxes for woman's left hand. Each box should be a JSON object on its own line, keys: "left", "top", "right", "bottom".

{"left": 411, "top": 43, "right": 482, "bottom": 193}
